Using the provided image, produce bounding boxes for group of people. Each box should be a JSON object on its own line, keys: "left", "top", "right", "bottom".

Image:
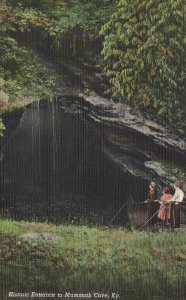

{"left": 147, "top": 180, "right": 184, "bottom": 227}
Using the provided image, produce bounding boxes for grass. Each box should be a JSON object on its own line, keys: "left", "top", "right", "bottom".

{"left": 0, "top": 218, "right": 186, "bottom": 300}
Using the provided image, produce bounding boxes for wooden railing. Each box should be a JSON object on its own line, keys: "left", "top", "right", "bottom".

{"left": 127, "top": 201, "right": 186, "bottom": 228}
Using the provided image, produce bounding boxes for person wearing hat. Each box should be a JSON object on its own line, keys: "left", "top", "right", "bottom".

{"left": 147, "top": 181, "right": 158, "bottom": 200}
{"left": 168, "top": 180, "right": 184, "bottom": 228}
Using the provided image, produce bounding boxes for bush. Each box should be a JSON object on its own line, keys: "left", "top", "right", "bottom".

{"left": 101, "top": 0, "right": 186, "bottom": 129}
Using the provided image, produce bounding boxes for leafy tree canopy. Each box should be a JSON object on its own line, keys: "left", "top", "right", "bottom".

{"left": 0, "top": 0, "right": 185, "bottom": 133}
{"left": 0, "top": 0, "right": 57, "bottom": 35}
{"left": 101, "top": 0, "right": 186, "bottom": 129}
{"left": 0, "top": 0, "right": 115, "bottom": 134}
{"left": 0, "top": 0, "right": 58, "bottom": 103}
{"left": 2, "top": 0, "right": 115, "bottom": 34}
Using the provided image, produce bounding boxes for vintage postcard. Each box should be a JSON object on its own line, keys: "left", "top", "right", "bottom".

{"left": 0, "top": 1, "right": 185, "bottom": 300}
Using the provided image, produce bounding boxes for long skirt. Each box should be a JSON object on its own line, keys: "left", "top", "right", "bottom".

{"left": 171, "top": 203, "right": 181, "bottom": 228}
{"left": 147, "top": 202, "right": 159, "bottom": 226}
{"left": 158, "top": 203, "right": 171, "bottom": 221}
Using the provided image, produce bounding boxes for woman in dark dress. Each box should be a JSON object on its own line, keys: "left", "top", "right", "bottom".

{"left": 147, "top": 181, "right": 159, "bottom": 226}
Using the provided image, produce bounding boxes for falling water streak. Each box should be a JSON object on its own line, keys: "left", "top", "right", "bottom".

{"left": 37, "top": 99, "right": 41, "bottom": 177}
{"left": 51, "top": 99, "right": 57, "bottom": 215}
{"left": 1, "top": 96, "right": 165, "bottom": 222}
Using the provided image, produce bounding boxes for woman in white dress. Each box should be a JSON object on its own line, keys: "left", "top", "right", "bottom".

{"left": 170, "top": 180, "right": 184, "bottom": 228}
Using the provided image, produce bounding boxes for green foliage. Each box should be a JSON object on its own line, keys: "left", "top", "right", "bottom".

{"left": 0, "top": 1, "right": 57, "bottom": 104}
{"left": 0, "top": 0, "right": 115, "bottom": 105}
{"left": 101, "top": 0, "right": 186, "bottom": 128}
{"left": 0, "top": 219, "right": 186, "bottom": 299}
{"left": 1, "top": 0, "right": 185, "bottom": 131}
{"left": 55, "top": 0, "right": 115, "bottom": 34}
{"left": 0, "top": 35, "right": 55, "bottom": 100}
{"left": 0, "top": 0, "right": 55, "bottom": 34}
{"left": 4, "top": 0, "right": 115, "bottom": 34}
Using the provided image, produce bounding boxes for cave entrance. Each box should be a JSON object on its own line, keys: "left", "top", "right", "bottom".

{"left": 1, "top": 98, "right": 147, "bottom": 223}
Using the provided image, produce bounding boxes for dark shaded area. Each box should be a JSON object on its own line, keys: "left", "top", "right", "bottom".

{"left": 0, "top": 98, "right": 147, "bottom": 223}
{"left": 1, "top": 107, "right": 24, "bottom": 140}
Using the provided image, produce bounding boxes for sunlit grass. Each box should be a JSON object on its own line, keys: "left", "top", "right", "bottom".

{"left": 0, "top": 219, "right": 185, "bottom": 300}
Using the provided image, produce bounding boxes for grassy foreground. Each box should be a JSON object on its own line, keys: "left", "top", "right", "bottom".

{"left": 0, "top": 219, "right": 186, "bottom": 300}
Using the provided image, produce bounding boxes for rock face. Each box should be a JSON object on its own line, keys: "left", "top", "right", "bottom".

{"left": 81, "top": 92, "right": 185, "bottom": 154}
{"left": 51, "top": 55, "right": 185, "bottom": 182}
{"left": 35, "top": 44, "right": 186, "bottom": 172}
{"left": 57, "top": 93, "right": 185, "bottom": 181}
{"left": 21, "top": 232, "right": 61, "bottom": 242}
{"left": 1, "top": 92, "right": 185, "bottom": 223}
{"left": 35, "top": 44, "right": 186, "bottom": 170}
{"left": 1, "top": 51, "right": 185, "bottom": 223}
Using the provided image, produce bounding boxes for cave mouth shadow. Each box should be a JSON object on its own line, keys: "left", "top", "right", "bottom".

{"left": 1, "top": 98, "right": 147, "bottom": 224}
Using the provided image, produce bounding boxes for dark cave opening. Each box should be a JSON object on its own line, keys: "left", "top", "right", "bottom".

{"left": 0, "top": 98, "right": 147, "bottom": 223}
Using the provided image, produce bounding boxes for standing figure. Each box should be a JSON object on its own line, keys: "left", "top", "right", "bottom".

{"left": 147, "top": 181, "right": 159, "bottom": 226}
{"left": 170, "top": 180, "right": 184, "bottom": 228}
{"left": 158, "top": 187, "right": 172, "bottom": 225}
{"left": 147, "top": 181, "right": 158, "bottom": 200}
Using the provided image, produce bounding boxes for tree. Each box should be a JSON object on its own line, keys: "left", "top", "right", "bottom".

{"left": 101, "top": 0, "right": 186, "bottom": 129}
